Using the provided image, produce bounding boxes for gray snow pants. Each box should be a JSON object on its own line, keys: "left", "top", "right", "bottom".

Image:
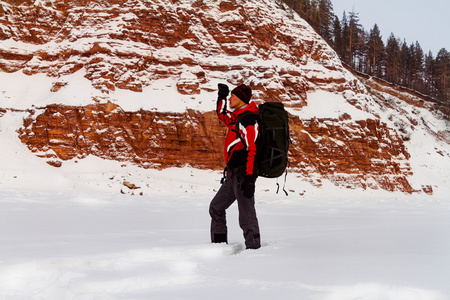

{"left": 209, "top": 172, "right": 261, "bottom": 249}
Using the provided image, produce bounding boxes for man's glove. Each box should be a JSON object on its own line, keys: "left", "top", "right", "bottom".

{"left": 241, "top": 175, "right": 257, "bottom": 198}
{"left": 218, "top": 83, "right": 229, "bottom": 100}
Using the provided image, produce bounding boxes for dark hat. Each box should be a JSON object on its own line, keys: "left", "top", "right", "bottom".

{"left": 231, "top": 84, "right": 252, "bottom": 104}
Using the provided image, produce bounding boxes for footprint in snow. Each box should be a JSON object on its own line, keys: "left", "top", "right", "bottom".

{"left": 222, "top": 243, "right": 245, "bottom": 255}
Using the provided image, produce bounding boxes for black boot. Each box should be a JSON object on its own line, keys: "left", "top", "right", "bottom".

{"left": 245, "top": 233, "right": 261, "bottom": 249}
{"left": 212, "top": 233, "right": 228, "bottom": 244}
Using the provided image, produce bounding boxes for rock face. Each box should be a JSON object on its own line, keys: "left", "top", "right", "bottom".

{"left": 19, "top": 101, "right": 414, "bottom": 192}
{"left": 289, "top": 115, "right": 412, "bottom": 192}
{"left": 0, "top": 0, "right": 426, "bottom": 192}
{"left": 0, "top": 0, "right": 355, "bottom": 103}
{"left": 19, "top": 102, "right": 226, "bottom": 170}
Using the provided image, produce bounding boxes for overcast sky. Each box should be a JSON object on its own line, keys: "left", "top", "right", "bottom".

{"left": 331, "top": 0, "right": 450, "bottom": 56}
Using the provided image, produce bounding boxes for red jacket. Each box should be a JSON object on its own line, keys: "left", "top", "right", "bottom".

{"left": 216, "top": 99, "right": 260, "bottom": 176}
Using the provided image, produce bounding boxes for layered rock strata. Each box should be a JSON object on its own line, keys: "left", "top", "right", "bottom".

{"left": 1, "top": 0, "right": 426, "bottom": 192}
{"left": 19, "top": 102, "right": 413, "bottom": 192}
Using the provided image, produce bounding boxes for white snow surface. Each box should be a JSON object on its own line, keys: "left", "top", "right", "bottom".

{"left": 1, "top": 144, "right": 450, "bottom": 300}
{"left": 292, "top": 90, "right": 373, "bottom": 120}
{"left": 1, "top": 85, "right": 450, "bottom": 299}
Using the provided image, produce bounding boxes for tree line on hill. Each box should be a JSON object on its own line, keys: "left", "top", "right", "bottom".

{"left": 280, "top": 0, "right": 450, "bottom": 118}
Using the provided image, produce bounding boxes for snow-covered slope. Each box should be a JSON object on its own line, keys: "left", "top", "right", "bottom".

{"left": 2, "top": 0, "right": 447, "bottom": 193}
{"left": 0, "top": 0, "right": 353, "bottom": 105}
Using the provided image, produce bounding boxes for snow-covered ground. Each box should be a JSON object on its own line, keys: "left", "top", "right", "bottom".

{"left": 1, "top": 159, "right": 450, "bottom": 300}
{"left": 1, "top": 105, "right": 450, "bottom": 299}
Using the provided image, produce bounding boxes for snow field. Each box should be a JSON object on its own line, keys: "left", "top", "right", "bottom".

{"left": 1, "top": 182, "right": 450, "bottom": 300}
{"left": 1, "top": 77, "right": 450, "bottom": 299}
{"left": 0, "top": 136, "right": 449, "bottom": 300}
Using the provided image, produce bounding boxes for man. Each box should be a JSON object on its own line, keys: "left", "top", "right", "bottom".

{"left": 209, "top": 83, "right": 261, "bottom": 250}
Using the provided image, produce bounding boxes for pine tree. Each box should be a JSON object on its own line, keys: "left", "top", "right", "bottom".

{"left": 385, "top": 33, "right": 401, "bottom": 83}
{"left": 358, "top": 30, "right": 368, "bottom": 72}
{"left": 411, "top": 41, "right": 424, "bottom": 92}
{"left": 296, "top": 0, "right": 312, "bottom": 17}
{"left": 348, "top": 10, "right": 363, "bottom": 69}
{"left": 435, "top": 48, "right": 450, "bottom": 117}
{"left": 367, "top": 24, "right": 385, "bottom": 77}
{"left": 399, "top": 41, "right": 411, "bottom": 87}
{"left": 340, "top": 12, "right": 350, "bottom": 64}
{"left": 332, "top": 16, "right": 343, "bottom": 58}
{"left": 317, "top": 0, "right": 333, "bottom": 44}
{"left": 309, "top": 1, "right": 320, "bottom": 32}
{"left": 424, "top": 51, "right": 436, "bottom": 97}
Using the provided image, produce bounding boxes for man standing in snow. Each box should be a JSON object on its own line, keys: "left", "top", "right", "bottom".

{"left": 209, "top": 83, "right": 261, "bottom": 250}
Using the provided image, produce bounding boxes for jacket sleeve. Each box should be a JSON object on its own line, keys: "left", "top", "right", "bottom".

{"left": 216, "top": 98, "right": 234, "bottom": 127}
{"left": 239, "top": 114, "right": 259, "bottom": 176}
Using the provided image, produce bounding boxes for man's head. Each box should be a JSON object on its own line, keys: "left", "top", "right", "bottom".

{"left": 229, "top": 84, "right": 252, "bottom": 109}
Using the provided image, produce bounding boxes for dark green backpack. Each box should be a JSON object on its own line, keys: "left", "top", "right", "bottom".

{"left": 236, "top": 102, "right": 290, "bottom": 179}
{"left": 257, "top": 102, "right": 290, "bottom": 178}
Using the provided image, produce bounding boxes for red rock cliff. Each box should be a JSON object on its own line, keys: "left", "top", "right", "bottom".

{"left": 19, "top": 101, "right": 414, "bottom": 192}
{"left": 1, "top": 0, "right": 421, "bottom": 192}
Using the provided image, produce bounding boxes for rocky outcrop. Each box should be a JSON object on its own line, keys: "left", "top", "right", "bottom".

{"left": 289, "top": 114, "right": 413, "bottom": 192}
{"left": 19, "top": 102, "right": 414, "bottom": 192}
{"left": 0, "top": 0, "right": 356, "bottom": 104}
{"left": 19, "top": 102, "right": 226, "bottom": 170}
{"left": 1, "top": 0, "right": 428, "bottom": 193}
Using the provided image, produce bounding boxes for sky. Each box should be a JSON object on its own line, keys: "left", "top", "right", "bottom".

{"left": 331, "top": 0, "right": 450, "bottom": 56}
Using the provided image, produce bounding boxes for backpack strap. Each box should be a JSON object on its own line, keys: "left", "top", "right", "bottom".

{"left": 231, "top": 111, "right": 258, "bottom": 144}
{"left": 276, "top": 164, "right": 289, "bottom": 196}
{"left": 231, "top": 111, "right": 260, "bottom": 176}
{"left": 260, "top": 121, "right": 289, "bottom": 167}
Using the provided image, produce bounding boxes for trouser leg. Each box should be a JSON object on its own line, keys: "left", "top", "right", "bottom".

{"left": 234, "top": 176, "right": 261, "bottom": 249}
{"left": 209, "top": 177, "right": 235, "bottom": 243}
